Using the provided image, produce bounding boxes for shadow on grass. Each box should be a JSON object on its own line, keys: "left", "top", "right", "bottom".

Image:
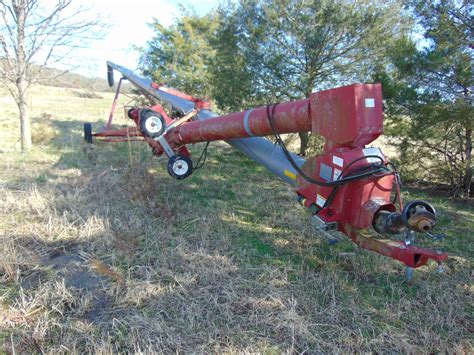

{"left": 1, "top": 116, "right": 473, "bottom": 352}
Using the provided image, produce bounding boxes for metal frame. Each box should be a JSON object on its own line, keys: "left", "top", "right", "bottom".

{"left": 87, "top": 62, "right": 448, "bottom": 277}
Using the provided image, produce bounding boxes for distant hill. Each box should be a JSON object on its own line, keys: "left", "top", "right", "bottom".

{"left": 37, "top": 67, "right": 114, "bottom": 92}
{"left": 1, "top": 60, "right": 133, "bottom": 92}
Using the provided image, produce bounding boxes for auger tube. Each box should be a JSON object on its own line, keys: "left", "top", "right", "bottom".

{"left": 106, "top": 61, "right": 305, "bottom": 185}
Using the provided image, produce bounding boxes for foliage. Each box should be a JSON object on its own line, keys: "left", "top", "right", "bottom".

{"left": 375, "top": 0, "right": 473, "bottom": 196}
{"left": 140, "top": 8, "right": 218, "bottom": 100}
{"left": 140, "top": 0, "right": 406, "bottom": 155}
{"left": 207, "top": 6, "right": 257, "bottom": 112}
{"left": 225, "top": 0, "right": 404, "bottom": 98}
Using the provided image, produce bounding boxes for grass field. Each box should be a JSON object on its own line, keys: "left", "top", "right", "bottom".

{"left": 0, "top": 85, "right": 472, "bottom": 353}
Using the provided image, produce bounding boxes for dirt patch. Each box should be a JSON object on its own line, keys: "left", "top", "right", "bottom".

{"left": 43, "top": 252, "right": 106, "bottom": 290}
{"left": 19, "top": 250, "right": 122, "bottom": 325}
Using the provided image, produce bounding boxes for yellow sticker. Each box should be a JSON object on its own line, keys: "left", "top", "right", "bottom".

{"left": 284, "top": 169, "right": 297, "bottom": 180}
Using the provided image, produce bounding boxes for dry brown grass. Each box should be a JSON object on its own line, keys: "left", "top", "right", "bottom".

{"left": 0, "top": 85, "right": 472, "bottom": 353}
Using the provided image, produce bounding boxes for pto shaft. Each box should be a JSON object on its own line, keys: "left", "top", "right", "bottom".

{"left": 373, "top": 201, "right": 437, "bottom": 235}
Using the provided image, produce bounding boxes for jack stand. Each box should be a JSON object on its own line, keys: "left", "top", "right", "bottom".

{"left": 315, "top": 228, "right": 341, "bottom": 245}
{"left": 404, "top": 230, "right": 416, "bottom": 283}
{"left": 311, "top": 215, "right": 340, "bottom": 245}
{"left": 404, "top": 230, "right": 416, "bottom": 247}
{"left": 406, "top": 266, "right": 414, "bottom": 283}
{"left": 437, "top": 261, "right": 445, "bottom": 273}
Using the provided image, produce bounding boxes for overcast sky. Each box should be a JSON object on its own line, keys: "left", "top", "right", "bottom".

{"left": 67, "top": 0, "right": 220, "bottom": 78}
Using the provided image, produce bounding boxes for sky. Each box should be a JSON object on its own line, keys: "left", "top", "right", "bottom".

{"left": 66, "top": 0, "right": 220, "bottom": 78}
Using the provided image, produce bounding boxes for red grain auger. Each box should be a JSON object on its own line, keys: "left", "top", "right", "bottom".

{"left": 84, "top": 61, "right": 448, "bottom": 281}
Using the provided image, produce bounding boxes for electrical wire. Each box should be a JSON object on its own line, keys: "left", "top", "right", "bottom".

{"left": 318, "top": 157, "right": 388, "bottom": 212}
{"left": 386, "top": 162, "right": 401, "bottom": 203}
{"left": 265, "top": 104, "right": 391, "bottom": 188}
{"left": 194, "top": 141, "right": 210, "bottom": 170}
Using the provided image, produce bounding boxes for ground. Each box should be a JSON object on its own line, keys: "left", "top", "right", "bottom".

{"left": 0, "top": 85, "right": 472, "bottom": 353}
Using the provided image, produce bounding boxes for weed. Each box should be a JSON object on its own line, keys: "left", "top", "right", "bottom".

{"left": 0, "top": 85, "right": 472, "bottom": 353}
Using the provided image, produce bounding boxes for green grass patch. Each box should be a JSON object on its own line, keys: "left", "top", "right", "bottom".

{"left": 0, "top": 85, "right": 472, "bottom": 353}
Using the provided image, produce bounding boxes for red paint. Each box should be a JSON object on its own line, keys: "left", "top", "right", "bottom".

{"left": 166, "top": 83, "right": 382, "bottom": 149}
{"left": 294, "top": 147, "right": 448, "bottom": 268}
{"left": 166, "top": 98, "right": 312, "bottom": 145}
{"left": 94, "top": 80, "right": 448, "bottom": 269}
{"left": 310, "top": 83, "right": 383, "bottom": 148}
{"left": 151, "top": 82, "right": 210, "bottom": 109}
{"left": 351, "top": 230, "right": 448, "bottom": 268}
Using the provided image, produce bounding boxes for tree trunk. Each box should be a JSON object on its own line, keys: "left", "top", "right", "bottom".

{"left": 17, "top": 81, "right": 31, "bottom": 151}
{"left": 298, "top": 132, "right": 309, "bottom": 156}
{"left": 298, "top": 85, "right": 314, "bottom": 156}
{"left": 15, "top": 0, "right": 31, "bottom": 152}
{"left": 463, "top": 126, "right": 472, "bottom": 197}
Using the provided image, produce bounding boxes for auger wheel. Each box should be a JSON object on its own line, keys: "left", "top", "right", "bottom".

{"left": 140, "top": 109, "right": 166, "bottom": 138}
{"left": 84, "top": 123, "right": 93, "bottom": 143}
{"left": 167, "top": 154, "right": 193, "bottom": 180}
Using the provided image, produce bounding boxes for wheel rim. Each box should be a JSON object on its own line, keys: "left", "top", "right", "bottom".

{"left": 172, "top": 159, "right": 189, "bottom": 176}
{"left": 144, "top": 116, "right": 163, "bottom": 134}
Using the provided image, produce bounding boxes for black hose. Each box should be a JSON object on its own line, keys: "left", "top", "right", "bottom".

{"left": 265, "top": 104, "right": 390, "bottom": 188}
{"left": 194, "top": 141, "right": 210, "bottom": 170}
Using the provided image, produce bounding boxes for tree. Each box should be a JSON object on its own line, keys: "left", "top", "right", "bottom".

{"left": 375, "top": 0, "right": 473, "bottom": 196}
{"left": 139, "top": 7, "right": 263, "bottom": 113}
{"left": 207, "top": 8, "right": 257, "bottom": 112}
{"left": 140, "top": 9, "right": 218, "bottom": 101}
{"left": 0, "top": 0, "right": 103, "bottom": 151}
{"left": 140, "top": 1, "right": 406, "bottom": 155}
{"left": 212, "top": 0, "right": 406, "bottom": 155}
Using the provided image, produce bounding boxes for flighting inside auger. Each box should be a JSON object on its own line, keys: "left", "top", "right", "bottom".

{"left": 84, "top": 61, "right": 448, "bottom": 280}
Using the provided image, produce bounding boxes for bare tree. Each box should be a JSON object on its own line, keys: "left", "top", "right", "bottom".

{"left": 0, "top": 0, "right": 103, "bottom": 151}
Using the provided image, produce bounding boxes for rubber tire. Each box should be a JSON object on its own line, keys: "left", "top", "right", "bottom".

{"left": 107, "top": 65, "right": 114, "bottom": 87}
{"left": 167, "top": 155, "right": 193, "bottom": 180}
{"left": 140, "top": 109, "right": 165, "bottom": 138}
{"left": 84, "top": 123, "right": 93, "bottom": 144}
{"left": 401, "top": 200, "right": 436, "bottom": 227}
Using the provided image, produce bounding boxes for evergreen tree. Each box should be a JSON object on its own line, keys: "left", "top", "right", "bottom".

{"left": 211, "top": 0, "right": 405, "bottom": 155}
{"left": 376, "top": 0, "right": 473, "bottom": 196}
{"left": 140, "top": 9, "right": 217, "bottom": 100}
